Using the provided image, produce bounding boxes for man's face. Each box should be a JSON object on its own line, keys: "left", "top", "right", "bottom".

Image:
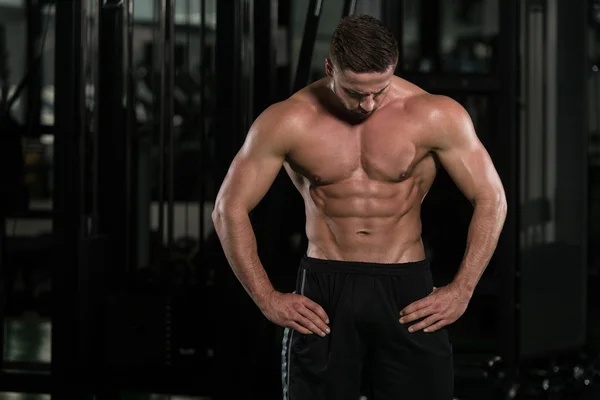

{"left": 326, "top": 58, "right": 394, "bottom": 119}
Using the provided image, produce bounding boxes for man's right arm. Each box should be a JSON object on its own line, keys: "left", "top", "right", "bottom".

{"left": 212, "top": 103, "right": 290, "bottom": 308}
{"left": 212, "top": 102, "right": 330, "bottom": 336}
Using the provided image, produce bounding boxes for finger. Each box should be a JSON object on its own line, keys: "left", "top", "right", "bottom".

{"left": 423, "top": 320, "right": 448, "bottom": 333}
{"left": 407, "top": 314, "right": 442, "bottom": 333}
{"left": 302, "top": 298, "right": 330, "bottom": 324}
{"left": 297, "top": 306, "right": 330, "bottom": 335}
{"left": 400, "top": 297, "right": 434, "bottom": 317}
{"left": 288, "top": 321, "right": 311, "bottom": 335}
{"left": 399, "top": 306, "right": 434, "bottom": 324}
{"left": 295, "top": 313, "right": 326, "bottom": 336}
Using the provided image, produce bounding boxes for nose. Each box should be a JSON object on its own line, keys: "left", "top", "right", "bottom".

{"left": 360, "top": 96, "right": 375, "bottom": 112}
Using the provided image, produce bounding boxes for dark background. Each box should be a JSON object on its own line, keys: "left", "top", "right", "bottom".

{"left": 0, "top": 0, "right": 599, "bottom": 399}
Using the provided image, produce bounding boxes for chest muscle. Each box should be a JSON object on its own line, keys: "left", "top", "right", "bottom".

{"left": 286, "top": 118, "right": 429, "bottom": 185}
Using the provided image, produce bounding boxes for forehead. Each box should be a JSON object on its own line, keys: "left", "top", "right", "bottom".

{"left": 336, "top": 68, "right": 393, "bottom": 93}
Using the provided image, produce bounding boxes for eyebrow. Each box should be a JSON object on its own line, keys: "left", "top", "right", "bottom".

{"left": 344, "top": 84, "right": 389, "bottom": 96}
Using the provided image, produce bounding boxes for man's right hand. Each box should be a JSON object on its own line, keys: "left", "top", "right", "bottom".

{"left": 260, "top": 291, "right": 330, "bottom": 337}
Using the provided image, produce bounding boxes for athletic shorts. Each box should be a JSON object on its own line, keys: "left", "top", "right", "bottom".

{"left": 281, "top": 255, "right": 454, "bottom": 400}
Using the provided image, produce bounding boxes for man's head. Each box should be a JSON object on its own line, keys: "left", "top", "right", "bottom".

{"left": 326, "top": 15, "right": 398, "bottom": 118}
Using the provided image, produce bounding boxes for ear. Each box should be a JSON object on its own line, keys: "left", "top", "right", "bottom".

{"left": 325, "top": 58, "right": 334, "bottom": 77}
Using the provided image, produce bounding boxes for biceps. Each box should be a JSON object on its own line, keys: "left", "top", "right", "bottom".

{"left": 438, "top": 145, "right": 503, "bottom": 203}
{"left": 215, "top": 151, "right": 284, "bottom": 213}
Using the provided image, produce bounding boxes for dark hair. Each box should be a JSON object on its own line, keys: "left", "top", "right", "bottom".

{"left": 330, "top": 14, "right": 398, "bottom": 73}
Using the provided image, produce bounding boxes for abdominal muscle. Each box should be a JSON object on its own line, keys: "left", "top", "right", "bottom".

{"left": 303, "top": 178, "right": 427, "bottom": 264}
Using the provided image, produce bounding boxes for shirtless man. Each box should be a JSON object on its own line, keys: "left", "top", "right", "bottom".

{"left": 212, "top": 14, "right": 507, "bottom": 400}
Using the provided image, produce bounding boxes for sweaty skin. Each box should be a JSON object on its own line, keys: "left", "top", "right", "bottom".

{"left": 213, "top": 69, "right": 507, "bottom": 335}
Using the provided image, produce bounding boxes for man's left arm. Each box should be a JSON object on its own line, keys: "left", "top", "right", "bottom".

{"left": 400, "top": 96, "right": 507, "bottom": 333}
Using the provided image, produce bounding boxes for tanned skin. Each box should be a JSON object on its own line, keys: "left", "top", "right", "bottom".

{"left": 212, "top": 58, "right": 507, "bottom": 337}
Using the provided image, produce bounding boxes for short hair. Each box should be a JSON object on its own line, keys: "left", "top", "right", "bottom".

{"left": 329, "top": 14, "right": 399, "bottom": 73}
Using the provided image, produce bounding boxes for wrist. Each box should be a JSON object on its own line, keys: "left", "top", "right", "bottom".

{"left": 256, "top": 288, "right": 277, "bottom": 310}
{"left": 450, "top": 279, "right": 475, "bottom": 299}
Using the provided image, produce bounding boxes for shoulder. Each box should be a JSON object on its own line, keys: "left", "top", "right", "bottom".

{"left": 403, "top": 94, "right": 475, "bottom": 150}
{"left": 384, "top": 79, "right": 468, "bottom": 125}
{"left": 404, "top": 93, "right": 468, "bottom": 123}
{"left": 244, "top": 97, "right": 318, "bottom": 154}
{"left": 252, "top": 98, "right": 316, "bottom": 130}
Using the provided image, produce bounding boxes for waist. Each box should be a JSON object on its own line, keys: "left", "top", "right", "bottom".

{"left": 300, "top": 254, "right": 429, "bottom": 275}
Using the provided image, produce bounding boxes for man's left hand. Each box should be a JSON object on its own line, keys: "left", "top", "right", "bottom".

{"left": 399, "top": 283, "right": 471, "bottom": 333}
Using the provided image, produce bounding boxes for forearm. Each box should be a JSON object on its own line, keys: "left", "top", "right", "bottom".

{"left": 212, "top": 206, "right": 274, "bottom": 308}
{"left": 452, "top": 197, "right": 507, "bottom": 296}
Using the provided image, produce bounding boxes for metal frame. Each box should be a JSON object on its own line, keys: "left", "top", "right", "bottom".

{"left": 0, "top": 215, "right": 4, "bottom": 379}
{"left": 342, "top": 0, "right": 357, "bottom": 18}
{"left": 292, "top": 0, "right": 324, "bottom": 92}
{"left": 126, "top": 0, "right": 136, "bottom": 272}
{"left": 165, "top": 0, "right": 175, "bottom": 257}
{"left": 418, "top": 0, "right": 441, "bottom": 73}
{"left": 156, "top": 0, "right": 166, "bottom": 263}
{"left": 97, "top": 0, "right": 126, "bottom": 275}
{"left": 496, "top": 0, "right": 520, "bottom": 370}
{"left": 199, "top": 0, "right": 207, "bottom": 259}
{"left": 52, "top": 0, "right": 87, "bottom": 396}
{"left": 254, "top": 0, "right": 278, "bottom": 115}
{"left": 25, "top": 0, "right": 42, "bottom": 131}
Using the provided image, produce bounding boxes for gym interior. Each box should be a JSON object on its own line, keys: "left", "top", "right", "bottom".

{"left": 0, "top": 0, "right": 599, "bottom": 399}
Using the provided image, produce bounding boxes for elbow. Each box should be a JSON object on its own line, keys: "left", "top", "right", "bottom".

{"left": 493, "top": 191, "right": 508, "bottom": 222}
{"left": 498, "top": 190, "right": 508, "bottom": 214}
{"left": 212, "top": 198, "right": 245, "bottom": 229}
{"left": 212, "top": 201, "right": 227, "bottom": 229}
{"left": 211, "top": 206, "right": 222, "bottom": 229}
{"left": 474, "top": 189, "right": 507, "bottom": 218}
{"left": 499, "top": 197, "right": 508, "bottom": 221}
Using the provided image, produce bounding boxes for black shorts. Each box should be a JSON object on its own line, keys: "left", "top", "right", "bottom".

{"left": 281, "top": 255, "right": 454, "bottom": 400}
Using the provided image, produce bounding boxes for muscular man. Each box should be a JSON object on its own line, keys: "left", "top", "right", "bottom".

{"left": 213, "top": 14, "right": 507, "bottom": 400}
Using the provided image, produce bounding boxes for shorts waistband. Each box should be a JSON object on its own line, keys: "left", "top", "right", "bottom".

{"left": 300, "top": 255, "right": 429, "bottom": 275}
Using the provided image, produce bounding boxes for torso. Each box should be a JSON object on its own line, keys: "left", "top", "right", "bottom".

{"left": 283, "top": 77, "right": 438, "bottom": 263}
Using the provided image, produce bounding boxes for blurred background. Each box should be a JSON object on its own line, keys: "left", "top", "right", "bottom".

{"left": 0, "top": 0, "right": 598, "bottom": 398}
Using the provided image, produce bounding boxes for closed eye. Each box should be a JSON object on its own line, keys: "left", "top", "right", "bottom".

{"left": 345, "top": 90, "right": 364, "bottom": 99}
{"left": 345, "top": 87, "right": 387, "bottom": 99}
